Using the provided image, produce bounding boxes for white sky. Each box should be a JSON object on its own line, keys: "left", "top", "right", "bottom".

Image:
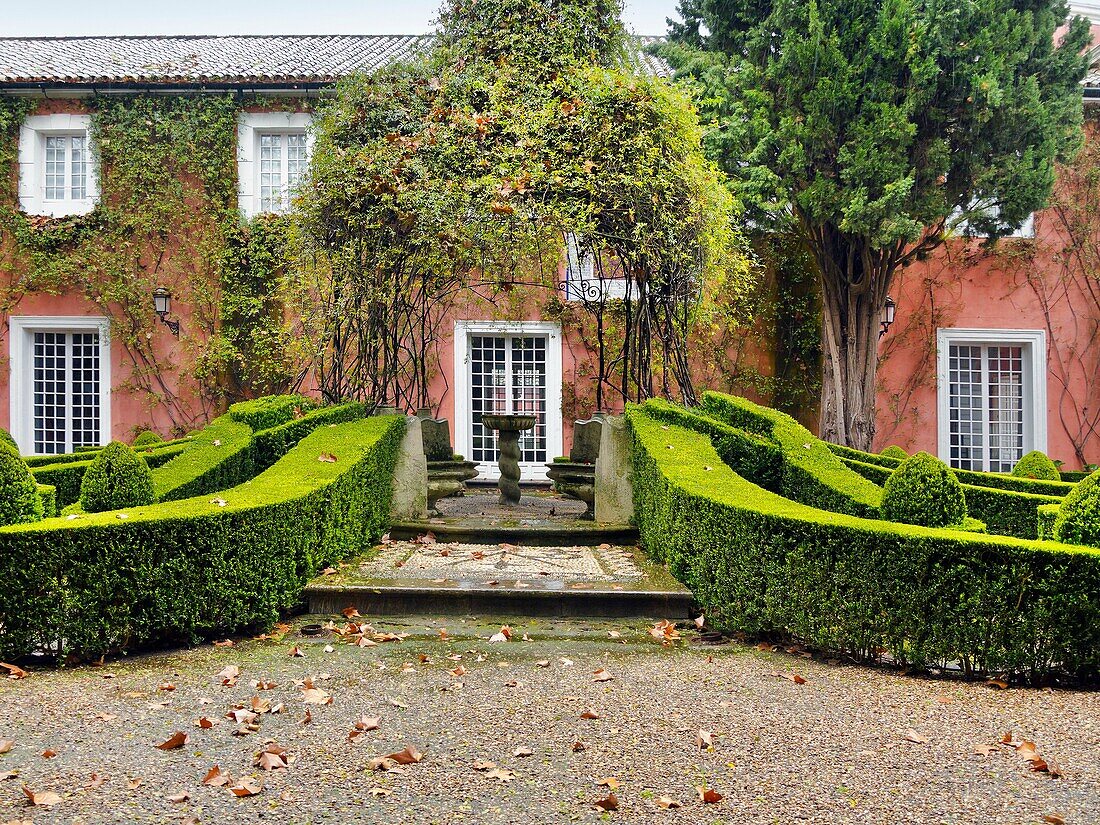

{"left": 3, "top": 0, "right": 683, "bottom": 37}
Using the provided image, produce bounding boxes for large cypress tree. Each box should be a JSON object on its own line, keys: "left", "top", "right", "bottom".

{"left": 661, "top": 0, "right": 1090, "bottom": 448}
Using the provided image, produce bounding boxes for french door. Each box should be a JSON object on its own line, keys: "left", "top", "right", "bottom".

{"left": 10, "top": 318, "right": 111, "bottom": 456}
{"left": 938, "top": 329, "right": 1045, "bottom": 473}
{"left": 456, "top": 323, "right": 562, "bottom": 480}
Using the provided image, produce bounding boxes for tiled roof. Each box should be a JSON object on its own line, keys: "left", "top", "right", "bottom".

{"left": 0, "top": 34, "right": 670, "bottom": 87}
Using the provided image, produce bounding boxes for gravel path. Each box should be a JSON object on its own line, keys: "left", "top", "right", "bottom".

{"left": 0, "top": 616, "right": 1097, "bottom": 824}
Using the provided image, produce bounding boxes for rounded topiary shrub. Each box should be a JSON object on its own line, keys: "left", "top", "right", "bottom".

{"left": 0, "top": 449, "right": 43, "bottom": 526}
{"left": 0, "top": 428, "right": 18, "bottom": 453}
{"left": 132, "top": 430, "right": 163, "bottom": 448}
{"left": 880, "top": 445, "right": 908, "bottom": 461}
{"left": 881, "top": 451, "right": 968, "bottom": 528}
{"left": 79, "top": 441, "right": 156, "bottom": 513}
{"left": 1052, "top": 468, "right": 1100, "bottom": 547}
{"left": 1011, "top": 450, "right": 1060, "bottom": 481}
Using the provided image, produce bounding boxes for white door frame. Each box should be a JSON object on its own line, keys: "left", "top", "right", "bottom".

{"left": 453, "top": 320, "right": 563, "bottom": 481}
{"left": 9, "top": 315, "right": 112, "bottom": 455}
{"left": 935, "top": 327, "right": 1046, "bottom": 469}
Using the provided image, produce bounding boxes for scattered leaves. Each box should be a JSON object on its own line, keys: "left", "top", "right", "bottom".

{"left": 594, "top": 792, "right": 619, "bottom": 811}
{"left": 656, "top": 796, "right": 682, "bottom": 809}
{"left": 592, "top": 668, "right": 613, "bottom": 682}
{"left": 228, "top": 777, "right": 262, "bottom": 797}
{"left": 696, "top": 785, "right": 723, "bottom": 804}
{"left": 202, "top": 765, "right": 230, "bottom": 787}
{"left": 21, "top": 786, "right": 61, "bottom": 807}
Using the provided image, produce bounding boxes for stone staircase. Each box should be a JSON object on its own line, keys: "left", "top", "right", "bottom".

{"left": 303, "top": 489, "right": 693, "bottom": 619}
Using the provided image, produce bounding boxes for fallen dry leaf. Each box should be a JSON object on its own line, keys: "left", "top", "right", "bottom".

{"left": 985, "top": 678, "right": 1010, "bottom": 690}
{"left": 155, "top": 731, "right": 189, "bottom": 750}
{"left": 202, "top": 765, "right": 230, "bottom": 787}
{"left": 302, "top": 688, "right": 332, "bottom": 706}
{"left": 580, "top": 709, "right": 600, "bottom": 720}
{"left": 696, "top": 730, "right": 714, "bottom": 749}
{"left": 40, "top": 749, "right": 57, "bottom": 759}
{"left": 86, "top": 773, "right": 107, "bottom": 788}
{"left": 1, "top": 663, "right": 27, "bottom": 680}
{"left": 370, "top": 787, "right": 391, "bottom": 797}
{"left": 1042, "top": 815, "right": 1067, "bottom": 825}
{"left": 696, "top": 785, "right": 723, "bottom": 804}
{"left": 656, "top": 795, "right": 682, "bottom": 809}
{"left": 385, "top": 746, "right": 424, "bottom": 765}
{"left": 317, "top": 452, "right": 338, "bottom": 463}
{"left": 214, "top": 639, "right": 234, "bottom": 647}
{"left": 903, "top": 729, "right": 929, "bottom": 745}
{"left": 126, "top": 778, "right": 143, "bottom": 790}
{"left": 571, "top": 740, "right": 587, "bottom": 752}
{"left": 195, "top": 717, "right": 216, "bottom": 729}
{"left": 289, "top": 646, "right": 306, "bottom": 658}
{"left": 594, "top": 792, "right": 619, "bottom": 811}
{"left": 228, "top": 777, "right": 262, "bottom": 797}
{"left": 166, "top": 791, "right": 189, "bottom": 803}
{"left": 253, "top": 744, "right": 289, "bottom": 771}
{"left": 21, "top": 786, "right": 61, "bottom": 807}
{"left": 484, "top": 767, "right": 516, "bottom": 782}
{"left": 513, "top": 746, "right": 533, "bottom": 758}
{"left": 0, "top": 741, "right": 12, "bottom": 754}
{"left": 597, "top": 777, "right": 620, "bottom": 790}
{"left": 592, "top": 668, "right": 613, "bottom": 682}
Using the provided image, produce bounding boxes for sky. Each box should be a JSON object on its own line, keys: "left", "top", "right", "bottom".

{"left": 3, "top": 0, "right": 684, "bottom": 37}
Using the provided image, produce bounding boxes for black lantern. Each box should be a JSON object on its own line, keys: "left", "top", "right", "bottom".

{"left": 153, "top": 286, "right": 180, "bottom": 337}
{"left": 879, "top": 295, "right": 897, "bottom": 339}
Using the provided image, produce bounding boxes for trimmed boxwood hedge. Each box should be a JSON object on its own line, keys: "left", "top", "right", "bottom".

{"left": 1053, "top": 469, "right": 1100, "bottom": 547}
{"left": 881, "top": 452, "right": 968, "bottom": 528}
{"left": 79, "top": 442, "right": 156, "bottom": 513}
{"left": 0, "top": 415, "right": 404, "bottom": 660}
{"left": 153, "top": 402, "right": 368, "bottom": 503}
{"left": 627, "top": 405, "right": 1100, "bottom": 680}
{"left": 1012, "top": 450, "right": 1061, "bottom": 481}
{"left": 228, "top": 394, "right": 318, "bottom": 432}
{"left": 836, "top": 454, "right": 1060, "bottom": 539}
{"left": 827, "top": 442, "right": 1075, "bottom": 497}
{"left": 1038, "top": 503, "right": 1060, "bottom": 540}
{"left": 696, "top": 393, "right": 883, "bottom": 518}
{"left": 30, "top": 442, "right": 188, "bottom": 508}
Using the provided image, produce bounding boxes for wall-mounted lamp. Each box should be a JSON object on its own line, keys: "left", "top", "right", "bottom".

{"left": 153, "top": 286, "right": 180, "bottom": 337}
{"left": 879, "top": 295, "right": 897, "bottom": 339}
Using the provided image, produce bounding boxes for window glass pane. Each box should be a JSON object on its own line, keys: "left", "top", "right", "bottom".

{"left": 44, "top": 136, "right": 66, "bottom": 200}
{"left": 947, "top": 342, "right": 1027, "bottom": 472}
{"left": 33, "top": 331, "right": 67, "bottom": 454}
{"left": 287, "top": 132, "right": 308, "bottom": 192}
{"left": 70, "top": 332, "right": 101, "bottom": 448}
{"left": 259, "top": 133, "right": 283, "bottom": 212}
{"left": 70, "top": 135, "right": 87, "bottom": 200}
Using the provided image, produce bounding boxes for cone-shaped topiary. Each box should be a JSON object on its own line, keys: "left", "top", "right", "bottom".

{"left": 1053, "top": 468, "right": 1100, "bottom": 547}
{"left": 1011, "top": 450, "right": 1060, "bottom": 481}
{"left": 880, "top": 445, "right": 907, "bottom": 461}
{"left": 881, "top": 451, "right": 968, "bottom": 528}
{"left": 79, "top": 441, "right": 156, "bottom": 513}
{"left": 0, "top": 449, "right": 43, "bottom": 526}
{"left": 132, "top": 430, "right": 163, "bottom": 448}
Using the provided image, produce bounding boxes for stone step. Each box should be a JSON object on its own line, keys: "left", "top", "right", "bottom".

{"left": 304, "top": 540, "right": 693, "bottom": 619}
{"left": 305, "top": 583, "right": 694, "bottom": 619}
{"left": 388, "top": 520, "right": 638, "bottom": 547}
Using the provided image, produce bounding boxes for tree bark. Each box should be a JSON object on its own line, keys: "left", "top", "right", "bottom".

{"left": 805, "top": 225, "right": 895, "bottom": 451}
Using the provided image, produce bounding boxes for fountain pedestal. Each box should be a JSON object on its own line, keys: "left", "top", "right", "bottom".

{"left": 481, "top": 413, "right": 538, "bottom": 505}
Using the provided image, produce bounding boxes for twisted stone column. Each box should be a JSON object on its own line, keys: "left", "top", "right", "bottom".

{"left": 497, "top": 429, "right": 522, "bottom": 505}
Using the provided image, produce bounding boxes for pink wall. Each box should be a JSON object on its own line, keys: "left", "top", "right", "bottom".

{"left": 876, "top": 206, "right": 1100, "bottom": 470}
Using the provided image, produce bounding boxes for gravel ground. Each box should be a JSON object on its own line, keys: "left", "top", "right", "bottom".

{"left": 0, "top": 615, "right": 1097, "bottom": 825}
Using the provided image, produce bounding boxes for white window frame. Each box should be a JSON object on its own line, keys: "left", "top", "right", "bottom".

{"left": 936, "top": 328, "right": 1046, "bottom": 470}
{"left": 9, "top": 316, "right": 112, "bottom": 456}
{"left": 18, "top": 114, "right": 99, "bottom": 218}
{"left": 237, "top": 112, "right": 314, "bottom": 218}
{"left": 563, "top": 234, "right": 629, "bottom": 301}
{"left": 453, "top": 320, "right": 563, "bottom": 481}
{"left": 952, "top": 201, "right": 1035, "bottom": 239}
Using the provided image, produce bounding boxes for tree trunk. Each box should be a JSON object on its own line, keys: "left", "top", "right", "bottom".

{"left": 809, "top": 229, "right": 894, "bottom": 451}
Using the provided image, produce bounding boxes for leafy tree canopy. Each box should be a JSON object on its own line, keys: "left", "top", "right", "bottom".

{"left": 295, "top": 0, "right": 751, "bottom": 407}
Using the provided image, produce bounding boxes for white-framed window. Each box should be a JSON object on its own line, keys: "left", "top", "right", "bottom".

{"left": 237, "top": 112, "right": 314, "bottom": 218}
{"left": 8, "top": 316, "right": 112, "bottom": 456}
{"left": 952, "top": 201, "right": 1035, "bottom": 239}
{"left": 563, "top": 234, "right": 630, "bottom": 301}
{"left": 936, "top": 328, "right": 1046, "bottom": 473}
{"left": 453, "top": 320, "right": 564, "bottom": 481}
{"left": 17, "top": 114, "right": 99, "bottom": 218}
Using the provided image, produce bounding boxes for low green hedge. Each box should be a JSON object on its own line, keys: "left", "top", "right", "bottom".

{"left": 153, "top": 402, "right": 367, "bottom": 503}
{"left": 837, "top": 455, "right": 1060, "bottom": 539}
{"left": 698, "top": 392, "right": 882, "bottom": 518}
{"left": 37, "top": 484, "right": 57, "bottom": 518}
{"left": 30, "top": 442, "right": 188, "bottom": 507}
{"left": 1038, "top": 503, "right": 1060, "bottom": 541}
{"left": 227, "top": 394, "right": 318, "bottom": 432}
{"left": 0, "top": 415, "right": 404, "bottom": 660}
{"left": 79, "top": 442, "right": 156, "bottom": 513}
{"left": 827, "top": 442, "right": 1074, "bottom": 497}
{"left": 1012, "top": 450, "right": 1061, "bottom": 481}
{"left": 627, "top": 405, "right": 1100, "bottom": 680}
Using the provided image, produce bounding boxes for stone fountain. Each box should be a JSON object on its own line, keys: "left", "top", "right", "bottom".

{"left": 481, "top": 412, "right": 538, "bottom": 505}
